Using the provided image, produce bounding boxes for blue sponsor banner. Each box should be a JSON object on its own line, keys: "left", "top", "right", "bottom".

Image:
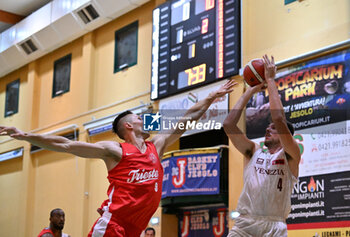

{"left": 161, "top": 152, "right": 220, "bottom": 198}
{"left": 178, "top": 206, "right": 229, "bottom": 237}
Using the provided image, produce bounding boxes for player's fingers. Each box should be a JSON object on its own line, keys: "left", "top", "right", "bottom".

{"left": 0, "top": 129, "right": 10, "bottom": 135}
{"left": 263, "top": 54, "right": 268, "bottom": 63}
{"left": 226, "top": 79, "right": 235, "bottom": 86}
{"left": 227, "top": 80, "right": 237, "bottom": 87}
{"left": 262, "top": 55, "right": 269, "bottom": 68}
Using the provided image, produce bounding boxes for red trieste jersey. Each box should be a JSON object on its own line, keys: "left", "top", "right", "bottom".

{"left": 102, "top": 141, "right": 163, "bottom": 233}
{"left": 38, "top": 228, "right": 53, "bottom": 237}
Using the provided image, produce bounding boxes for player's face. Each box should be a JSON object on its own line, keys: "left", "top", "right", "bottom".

{"left": 145, "top": 230, "right": 155, "bottom": 237}
{"left": 264, "top": 123, "right": 280, "bottom": 146}
{"left": 132, "top": 114, "right": 150, "bottom": 139}
{"left": 50, "top": 210, "right": 65, "bottom": 230}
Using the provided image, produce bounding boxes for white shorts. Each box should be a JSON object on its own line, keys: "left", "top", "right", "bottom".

{"left": 227, "top": 214, "right": 287, "bottom": 237}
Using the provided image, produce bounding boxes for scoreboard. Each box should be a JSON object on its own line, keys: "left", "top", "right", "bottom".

{"left": 151, "top": 0, "right": 240, "bottom": 100}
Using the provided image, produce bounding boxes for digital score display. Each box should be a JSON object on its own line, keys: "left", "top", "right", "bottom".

{"left": 151, "top": 0, "right": 240, "bottom": 100}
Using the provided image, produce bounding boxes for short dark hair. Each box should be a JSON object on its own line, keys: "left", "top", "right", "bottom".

{"left": 145, "top": 227, "right": 155, "bottom": 234}
{"left": 112, "top": 110, "right": 133, "bottom": 139}
{"left": 286, "top": 121, "right": 295, "bottom": 135}
{"left": 50, "top": 208, "right": 63, "bottom": 217}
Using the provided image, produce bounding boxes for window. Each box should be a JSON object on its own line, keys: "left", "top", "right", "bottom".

{"left": 114, "top": 21, "right": 138, "bottom": 73}
{"left": 5, "top": 79, "right": 20, "bottom": 117}
{"left": 52, "top": 54, "right": 72, "bottom": 98}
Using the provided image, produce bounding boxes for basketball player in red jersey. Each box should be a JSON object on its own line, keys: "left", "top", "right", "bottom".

{"left": 0, "top": 80, "right": 236, "bottom": 237}
{"left": 38, "top": 208, "right": 70, "bottom": 237}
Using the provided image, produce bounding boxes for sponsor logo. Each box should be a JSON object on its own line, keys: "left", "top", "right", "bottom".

{"left": 256, "top": 158, "right": 264, "bottom": 165}
{"left": 172, "top": 158, "right": 187, "bottom": 188}
{"left": 292, "top": 176, "right": 325, "bottom": 200}
{"left": 213, "top": 210, "right": 226, "bottom": 237}
{"left": 149, "top": 153, "right": 157, "bottom": 163}
{"left": 181, "top": 213, "right": 190, "bottom": 237}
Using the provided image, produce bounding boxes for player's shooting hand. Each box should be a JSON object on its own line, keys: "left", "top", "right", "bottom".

{"left": 211, "top": 80, "right": 237, "bottom": 98}
{"left": 0, "top": 126, "right": 26, "bottom": 140}
{"left": 248, "top": 82, "right": 266, "bottom": 93}
{"left": 263, "top": 54, "right": 277, "bottom": 81}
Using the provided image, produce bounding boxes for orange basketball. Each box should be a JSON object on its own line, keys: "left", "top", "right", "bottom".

{"left": 243, "top": 59, "right": 265, "bottom": 87}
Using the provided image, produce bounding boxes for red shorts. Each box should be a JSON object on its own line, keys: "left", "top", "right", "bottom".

{"left": 88, "top": 212, "right": 142, "bottom": 237}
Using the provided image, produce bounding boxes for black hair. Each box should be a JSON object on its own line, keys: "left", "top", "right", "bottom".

{"left": 145, "top": 227, "right": 155, "bottom": 234}
{"left": 112, "top": 110, "right": 133, "bottom": 139}
{"left": 50, "top": 208, "right": 63, "bottom": 217}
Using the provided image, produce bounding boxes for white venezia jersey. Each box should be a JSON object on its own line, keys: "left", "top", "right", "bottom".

{"left": 237, "top": 148, "right": 297, "bottom": 219}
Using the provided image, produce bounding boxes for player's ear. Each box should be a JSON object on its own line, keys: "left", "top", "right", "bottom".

{"left": 125, "top": 122, "right": 133, "bottom": 129}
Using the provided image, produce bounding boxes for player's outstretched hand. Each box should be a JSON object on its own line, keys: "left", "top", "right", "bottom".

{"left": 0, "top": 126, "right": 26, "bottom": 140}
{"left": 211, "top": 80, "right": 237, "bottom": 98}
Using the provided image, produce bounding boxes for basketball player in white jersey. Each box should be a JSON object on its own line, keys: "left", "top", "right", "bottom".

{"left": 223, "top": 55, "right": 301, "bottom": 237}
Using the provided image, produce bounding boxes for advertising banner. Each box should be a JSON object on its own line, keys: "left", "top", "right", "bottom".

{"left": 287, "top": 171, "right": 350, "bottom": 228}
{"left": 178, "top": 206, "right": 228, "bottom": 237}
{"left": 245, "top": 48, "right": 350, "bottom": 232}
{"left": 246, "top": 48, "right": 350, "bottom": 139}
{"left": 161, "top": 152, "right": 220, "bottom": 198}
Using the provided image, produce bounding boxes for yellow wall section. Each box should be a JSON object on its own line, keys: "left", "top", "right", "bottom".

{"left": 31, "top": 150, "right": 86, "bottom": 237}
{"left": 92, "top": 1, "right": 154, "bottom": 109}
{"left": 0, "top": 66, "right": 28, "bottom": 130}
{"left": 36, "top": 38, "right": 87, "bottom": 129}
{"left": 0, "top": 157, "right": 23, "bottom": 237}
{"left": 242, "top": 0, "right": 350, "bottom": 62}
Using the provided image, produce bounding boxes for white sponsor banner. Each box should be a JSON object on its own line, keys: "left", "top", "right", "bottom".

{"left": 297, "top": 121, "right": 350, "bottom": 177}
{"left": 252, "top": 120, "right": 350, "bottom": 178}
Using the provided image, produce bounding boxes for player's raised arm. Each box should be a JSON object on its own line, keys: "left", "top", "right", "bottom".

{"left": 263, "top": 55, "right": 300, "bottom": 177}
{"left": 0, "top": 126, "right": 122, "bottom": 162}
{"left": 151, "top": 80, "right": 237, "bottom": 157}
{"left": 223, "top": 83, "right": 264, "bottom": 160}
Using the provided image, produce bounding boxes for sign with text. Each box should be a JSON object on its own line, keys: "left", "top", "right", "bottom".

{"left": 161, "top": 152, "right": 220, "bottom": 198}
{"left": 178, "top": 206, "right": 228, "bottom": 237}
{"left": 246, "top": 48, "right": 350, "bottom": 139}
{"left": 287, "top": 171, "right": 350, "bottom": 229}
